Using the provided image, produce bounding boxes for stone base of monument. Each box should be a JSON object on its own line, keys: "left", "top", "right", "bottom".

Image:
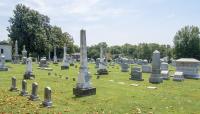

{"left": 20, "top": 91, "right": 28, "bottom": 96}
{"left": 9, "top": 87, "right": 18, "bottom": 92}
{"left": 29, "top": 95, "right": 39, "bottom": 101}
{"left": 0, "top": 67, "right": 8, "bottom": 71}
{"left": 24, "top": 72, "right": 35, "bottom": 79}
{"left": 13, "top": 56, "right": 20, "bottom": 64}
{"left": 97, "top": 69, "right": 108, "bottom": 75}
{"left": 61, "top": 66, "right": 69, "bottom": 70}
{"left": 184, "top": 74, "right": 200, "bottom": 80}
{"left": 42, "top": 100, "right": 53, "bottom": 107}
{"left": 73, "top": 87, "right": 96, "bottom": 97}
{"left": 53, "top": 62, "right": 58, "bottom": 64}
{"left": 149, "top": 76, "right": 163, "bottom": 84}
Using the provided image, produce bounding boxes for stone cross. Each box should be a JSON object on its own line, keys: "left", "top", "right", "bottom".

{"left": 149, "top": 50, "right": 163, "bottom": 83}
{"left": 10, "top": 76, "right": 18, "bottom": 91}
{"left": 30, "top": 82, "right": 39, "bottom": 101}
{"left": 20, "top": 80, "right": 28, "bottom": 96}
{"left": 42, "top": 87, "right": 52, "bottom": 107}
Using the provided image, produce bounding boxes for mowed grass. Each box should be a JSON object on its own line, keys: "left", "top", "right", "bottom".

{"left": 0, "top": 62, "right": 200, "bottom": 114}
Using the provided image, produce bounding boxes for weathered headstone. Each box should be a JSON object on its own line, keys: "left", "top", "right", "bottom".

{"left": 142, "top": 65, "right": 152, "bottom": 73}
{"left": 22, "top": 45, "right": 27, "bottom": 64}
{"left": 161, "top": 62, "right": 169, "bottom": 80}
{"left": 130, "top": 67, "right": 144, "bottom": 81}
{"left": 29, "top": 82, "right": 39, "bottom": 101}
{"left": 0, "top": 54, "right": 8, "bottom": 71}
{"left": 24, "top": 57, "right": 35, "bottom": 79}
{"left": 97, "top": 46, "right": 108, "bottom": 75}
{"left": 120, "top": 63, "right": 129, "bottom": 72}
{"left": 73, "top": 29, "right": 96, "bottom": 97}
{"left": 13, "top": 40, "right": 20, "bottom": 64}
{"left": 9, "top": 76, "right": 18, "bottom": 91}
{"left": 61, "top": 43, "right": 69, "bottom": 70}
{"left": 69, "top": 56, "right": 75, "bottom": 66}
{"left": 20, "top": 80, "right": 28, "bottom": 96}
{"left": 149, "top": 50, "right": 163, "bottom": 83}
{"left": 173, "top": 71, "right": 184, "bottom": 81}
{"left": 39, "top": 57, "right": 48, "bottom": 67}
{"left": 42, "top": 87, "right": 52, "bottom": 107}
{"left": 53, "top": 46, "right": 58, "bottom": 64}
{"left": 95, "top": 58, "right": 100, "bottom": 68}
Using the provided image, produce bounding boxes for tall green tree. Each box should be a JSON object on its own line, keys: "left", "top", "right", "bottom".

{"left": 173, "top": 26, "right": 200, "bottom": 59}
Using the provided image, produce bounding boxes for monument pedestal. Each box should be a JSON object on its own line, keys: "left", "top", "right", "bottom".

{"left": 97, "top": 69, "right": 108, "bottom": 75}
{"left": 13, "top": 55, "right": 20, "bottom": 64}
{"left": 42, "top": 100, "right": 53, "bottom": 107}
{"left": 73, "top": 87, "right": 96, "bottom": 97}
{"left": 61, "top": 66, "right": 69, "bottom": 70}
{"left": 149, "top": 74, "right": 163, "bottom": 83}
{"left": 20, "top": 91, "right": 28, "bottom": 96}
{"left": 24, "top": 72, "right": 35, "bottom": 79}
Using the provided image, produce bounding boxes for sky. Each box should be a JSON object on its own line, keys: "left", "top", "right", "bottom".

{"left": 0, "top": 0, "right": 200, "bottom": 46}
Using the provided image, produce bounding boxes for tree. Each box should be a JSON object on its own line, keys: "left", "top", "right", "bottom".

{"left": 173, "top": 26, "right": 200, "bottom": 59}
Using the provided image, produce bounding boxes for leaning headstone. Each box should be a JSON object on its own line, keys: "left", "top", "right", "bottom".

{"left": 142, "top": 65, "right": 152, "bottom": 73}
{"left": 9, "top": 76, "right": 18, "bottom": 91}
{"left": 42, "top": 87, "right": 52, "bottom": 107}
{"left": 0, "top": 54, "right": 8, "bottom": 71}
{"left": 24, "top": 57, "right": 35, "bottom": 79}
{"left": 53, "top": 46, "right": 58, "bottom": 64}
{"left": 20, "top": 80, "right": 28, "bottom": 96}
{"left": 97, "top": 46, "right": 108, "bottom": 75}
{"left": 13, "top": 40, "right": 20, "bottom": 64}
{"left": 22, "top": 45, "right": 27, "bottom": 64}
{"left": 149, "top": 50, "right": 163, "bottom": 83}
{"left": 61, "top": 43, "right": 69, "bottom": 70}
{"left": 130, "top": 67, "right": 144, "bottom": 81}
{"left": 29, "top": 82, "right": 39, "bottom": 101}
{"left": 73, "top": 29, "right": 96, "bottom": 97}
{"left": 173, "top": 71, "right": 184, "bottom": 81}
{"left": 39, "top": 57, "right": 48, "bottom": 67}
{"left": 120, "top": 63, "right": 129, "bottom": 72}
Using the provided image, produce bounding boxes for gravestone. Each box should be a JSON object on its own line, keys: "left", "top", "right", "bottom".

{"left": 53, "top": 46, "right": 58, "bottom": 64}
{"left": 22, "top": 45, "right": 27, "bottom": 64}
{"left": 13, "top": 40, "right": 20, "bottom": 64}
{"left": 161, "top": 62, "right": 169, "bottom": 80}
{"left": 149, "top": 50, "right": 163, "bottom": 83}
{"left": 97, "top": 46, "right": 108, "bottom": 75}
{"left": 42, "top": 87, "right": 52, "bottom": 107}
{"left": 120, "top": 63, "right": 129, "bottom": 72}
{"left": 29, "top": 82, "right": 39, "bottom": 101}
{"left": 69, "top": 56, "right": 75, "bottom": 66}
{"left": 73, "top": 29, "right": 96, "bottom": 97}
{"left": 9, "top": 76, "right": 18, "bottom": 91}
{"left": 39, "top": 57, "right": 48, "bottom": 67}
{"left": 20, "top": 80, "right": 28, "bottom": 96}
{"left": 95, "top": 58, "right": 100, "bottom": 68}
{"left": 0, "top": 54, "right": 8, "bottom": 71}
{"left": 130, "top": 67, "right": 144, "bottom": 81}
{"left": 142, "top": 65, "right": 152, "bottom": 73}
{"left": 24, "top": 57, "right": 35, "bottom": 79}
{"left": 61, "top": 43, "right": 69, "bottom": 70}
{"left": 173, "top": 71, "right": 184, "bottom": 81}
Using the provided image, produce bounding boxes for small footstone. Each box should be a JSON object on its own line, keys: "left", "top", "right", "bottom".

{"left": 130, "top": 84, "right": 139, "bottom": 87}
{"left": 147, "top": 86, "right": 157, "bottom": 89}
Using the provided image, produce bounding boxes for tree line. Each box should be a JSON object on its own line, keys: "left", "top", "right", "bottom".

{"left": 6, "top": 4, "right": 200, "bottom": 61}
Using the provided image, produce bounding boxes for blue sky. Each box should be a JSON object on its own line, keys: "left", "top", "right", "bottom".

{"left": 0, "top": 0, "right": 200, "bottom": 46}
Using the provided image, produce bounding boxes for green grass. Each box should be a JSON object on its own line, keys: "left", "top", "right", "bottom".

{"left": 0, "top": 62, "right": 200, "bottom": 114}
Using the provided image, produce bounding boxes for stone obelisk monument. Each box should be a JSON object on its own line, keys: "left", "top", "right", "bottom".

{"left": 61, "top": 43, "right": 69, "bottom": 70}
{"left": 73, "top": 29, "right": 96, "bottom": 97}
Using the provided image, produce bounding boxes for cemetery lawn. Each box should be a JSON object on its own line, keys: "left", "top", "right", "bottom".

{"left": 0, "top": 63, "right": 200, "bottom": 114}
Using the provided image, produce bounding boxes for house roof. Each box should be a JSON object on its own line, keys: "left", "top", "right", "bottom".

{"left": 176, "top": 58, "right": 200, "bottom": 63}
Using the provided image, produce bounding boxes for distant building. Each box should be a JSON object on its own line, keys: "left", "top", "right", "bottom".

{"left": 176, "top": 58, "right": 200, "bottom": 79}
{"left": 0, "top": 42, "right": 12, "bottom": 60}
